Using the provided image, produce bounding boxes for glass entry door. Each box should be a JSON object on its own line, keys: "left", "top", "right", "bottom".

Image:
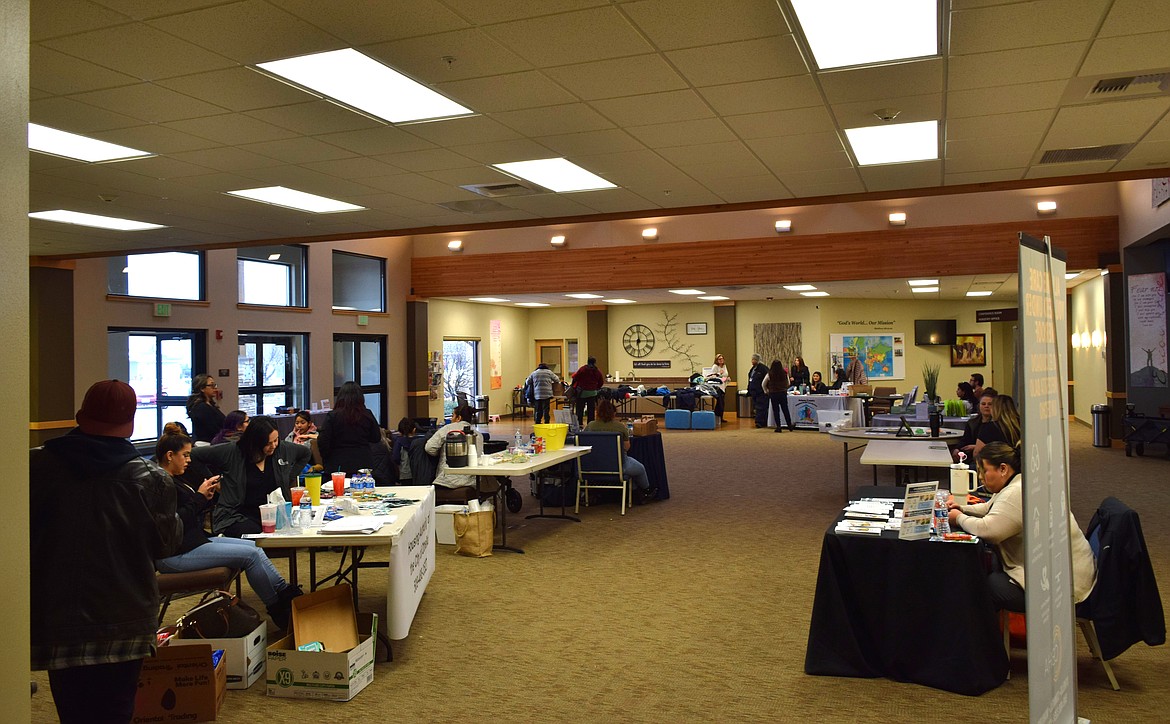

{"left": 333, "top": 334, "right": 386, "bottom": 425}
{"left": 108, "top": 329, "right": 203, "bottom": 442}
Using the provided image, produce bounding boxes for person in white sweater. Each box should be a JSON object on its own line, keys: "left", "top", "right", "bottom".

{"left": 948, "top": 442, "right": 1096, "bottom": 611}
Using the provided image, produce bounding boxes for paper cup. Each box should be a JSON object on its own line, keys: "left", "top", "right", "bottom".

{"left": 259, "top": 503, "right": 278, "bottom": 533}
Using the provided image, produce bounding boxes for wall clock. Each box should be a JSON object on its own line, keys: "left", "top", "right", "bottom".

{"left": 623, "top": 324, "right": 655, "bottom": 358}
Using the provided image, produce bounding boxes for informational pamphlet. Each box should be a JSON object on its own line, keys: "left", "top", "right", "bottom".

{"left": 898, "top": 481, "right": 938, "bottom": 540}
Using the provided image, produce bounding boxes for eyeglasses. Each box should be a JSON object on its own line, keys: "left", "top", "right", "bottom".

{"left": 204, "top": 382, "right": 218, "bottom": 389}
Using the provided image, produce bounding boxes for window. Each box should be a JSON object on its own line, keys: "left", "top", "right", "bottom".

{"left": 108, "top": 328, "right": 205, "bottom": 442}
{"left": 442, "top": 339, "right": 479, "bottom": 417}
{"left": 334, "top": 335, "right": 386, "bottom": 425}
{"left": 332, "top": 251, "right": 385, "bottom": 312}
{"left": 108, "top": 252, "right": 204, "bottom": 300}
{"left": 238, "top": 333, "right": 308, "bottom": 416}
{"left": 238, "top": 245, "right": 307, "bottom": 307}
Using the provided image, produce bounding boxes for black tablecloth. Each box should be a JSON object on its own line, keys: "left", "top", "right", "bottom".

{"left": 629, "top": 432, "right": 670, "bottom": 501}
{"left": 804, "top": 486, "right": 1007, "bottom": 695}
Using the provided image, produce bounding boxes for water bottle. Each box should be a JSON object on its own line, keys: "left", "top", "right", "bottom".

{"left": 514, "top": 428, "right": 522, "bottom": 450}
{"left": 933, "top": 490, "right": 951, "bottom": 539}
{"left": 297, "top": 492, "right": 312, "bottom": 527}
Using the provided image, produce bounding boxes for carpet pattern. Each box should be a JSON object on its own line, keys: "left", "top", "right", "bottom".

{"left": 30, "top": 422, "right": 1170, "bottom": 722}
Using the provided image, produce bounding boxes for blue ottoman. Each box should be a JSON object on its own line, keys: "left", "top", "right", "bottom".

{"left": 691, "top": 410, "right": 717, "bottom": 430}
{"left": 665, "top": 409, "right": 691, "bottom": 429}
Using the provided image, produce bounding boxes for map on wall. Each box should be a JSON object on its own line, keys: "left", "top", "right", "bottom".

{"left": 1127, "top": 272, "right": 1168, "bottom": 387}
{"left": 830, "top": 334, "right": 905, "bottom": 380}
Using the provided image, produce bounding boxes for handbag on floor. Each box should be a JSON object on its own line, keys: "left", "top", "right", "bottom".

{"left": 452, "top": 510, "right": 494, "bottom": 558}
{"left": 178, "top": 590, "right": 264, "bottom": 638}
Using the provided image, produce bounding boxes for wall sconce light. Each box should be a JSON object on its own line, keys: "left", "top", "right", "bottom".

{"left": 1071, "top": 332, "right": 1081, "bottom": 349}
{"left": 641, "top": 227, "right": 658, "bottom": 241}
{"left": 775, "top": 219, "right": 792, "bottom": 233}
{"left": 550, "top": 234, "right": 566, "bottom": 247}
{"left": 447, "top": 239, "right": 463, "bottom": 252}
{"left": 888, "top": 212, "right": 907, "bottom": 226}
{"left": 1036, "top": 201, "right": 1057, "bottom": 215}
{"left": 1090, "top": 330, "right": 1103, "bottom": 349}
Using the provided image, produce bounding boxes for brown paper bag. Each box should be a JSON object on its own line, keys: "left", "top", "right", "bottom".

{"left": 452, "top": 510, "right": 494, "bottom": 557}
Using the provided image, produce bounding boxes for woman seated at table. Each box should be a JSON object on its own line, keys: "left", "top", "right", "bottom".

{"left": 954, "top": 388, "right": 997, "bottom": 463}
{"left": 947, "top": 442, "right": 1096, "bottom": 611}
{"left": 154, "top": 423, "right": 303, "bottom": 628}
{"left": 317, "top": 381, "right": 383, "bottom": 477}
{"left": 586, "top": 398, "right": 656, "bottom": 502}
{"left": 807, "top": 371, "right": 829, "bottom": 395}
{"left": 426, "top": 405, "right": 481, "bottom": 489}
{"left": 192, "top": 416, "right": 311, "bottom": 538}
{"left": 974, "top": 394, "right": 1020, "bottom": 456}
{"left": 284, "top": 410, "right": 318, "bottom": 445}
{"left": 828, "top": 368, "right": 848, "bottom": 391}
{"left": 209, "top": 410, "right": 248, "bottom": 445}
{"left": 955, "top": 381, "right": 978, "bottom": 413}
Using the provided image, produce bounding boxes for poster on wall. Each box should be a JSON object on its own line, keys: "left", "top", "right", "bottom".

{"left": 829, "top": 333, "right": 905, "bottom": 380}
{"left": 753, "top": 323, "right": 802, "bottom": 371}
{"left": 1127, "top": 272, "right": 1168, "bottom": 387}
{"left": 489, "top": 320, "right": 502, "bottom": 390}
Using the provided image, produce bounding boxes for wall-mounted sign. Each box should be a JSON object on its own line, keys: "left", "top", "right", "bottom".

{"left": 975, "top": 308, "right": 1018, "bottom": 323}
{"left": 632, "top": 360, "right": 671, "bottom": 368}
{"left": 685, "top": 322, "right": 707, "bottom": 335}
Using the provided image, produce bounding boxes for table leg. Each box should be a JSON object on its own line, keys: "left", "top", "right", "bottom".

{"left": 492, "top": 475, "right": 524, "bottom": 554}
{"left": 841, "top": 441, "right": 849, "bottom": 504}
{"left": 526, "top": 470, "right": 581, "bottom": 522}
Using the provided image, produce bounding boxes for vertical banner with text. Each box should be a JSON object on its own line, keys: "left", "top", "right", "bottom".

{"left": 1018, "top": 233, "right": 1076, "bottom": 724}
{"left": 489, "top": 320, "right": 502, "bottom": 390}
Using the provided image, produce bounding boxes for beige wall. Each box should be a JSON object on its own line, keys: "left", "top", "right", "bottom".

{"left": 1118, "top": 179, "right": 1170, "bottom": 248}
{"left": 1070, "top": 275, "right": 1108, "bottom": 423}
{"left": 607, "top": 302, "right": 717, "bottom": 377}
{"left": 426, "top": 299, "right": 531, "bottom": 419}
{"left": 528, "top": 306, "right": 589, "bottom": 374}
{"left": 3, "top": 0, "right": 30, "bottom": 717}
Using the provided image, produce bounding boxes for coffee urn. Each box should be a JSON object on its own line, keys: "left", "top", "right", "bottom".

{"left": 445, "top": 429, "right": 469, "bottom": 467}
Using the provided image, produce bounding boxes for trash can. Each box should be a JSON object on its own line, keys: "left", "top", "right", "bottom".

{"left": 737, "top": 391, "right": 752, "bottom": 418}
{"left": 1091, "top": 404, "right": 1110, "bottom": 447}
{"left": 474, "top": 395, "right": 489, "bottom": 424}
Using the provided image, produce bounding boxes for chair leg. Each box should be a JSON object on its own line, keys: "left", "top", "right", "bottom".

{"left": 1078, "top": 618, "right": 1120, "bottom": 691}
{"left": 158, "top": 594, "right": 174, "bottom": 626}
{"left": 1001, "top": 610, "right": 1011, "bottom": 680}
{"left": 574, "top": 478, "right": 582, "bottom": 514}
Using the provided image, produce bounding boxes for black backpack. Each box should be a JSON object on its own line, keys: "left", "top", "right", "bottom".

{"left": 522, "top": 376, "right": 536, "bottom": 405}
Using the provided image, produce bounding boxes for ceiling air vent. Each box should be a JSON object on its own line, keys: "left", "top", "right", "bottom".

{"left": 1039, "top": 143, "right": 1135, "bottom": 165}
{"left": 1087, "top": 73, "right": 1170, "bottom": 98}
{"left": 460, "top": 182, "right": 539, "bottom": 198}
{"left": 436, "top": 198, "right": 513, "bottom": 214}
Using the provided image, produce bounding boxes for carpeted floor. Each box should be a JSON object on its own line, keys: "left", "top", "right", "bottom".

{"left": 31, "top": 420, "right": 1170, "bottom": 722}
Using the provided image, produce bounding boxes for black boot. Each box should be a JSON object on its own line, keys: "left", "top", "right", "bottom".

{"left": 267, "top": 584, "right": 303, "bottom": 630}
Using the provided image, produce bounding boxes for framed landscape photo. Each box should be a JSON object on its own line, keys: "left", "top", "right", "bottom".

{"left": 951, "top": 334, "right": 986, "bottom": 367}
{"left": 686, "top": 322, "right": 707, "bottom": 335}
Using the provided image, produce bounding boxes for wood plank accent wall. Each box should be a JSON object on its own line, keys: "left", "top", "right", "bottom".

{"left": 412, "top": 216, "right": 1118, "bottom": 298}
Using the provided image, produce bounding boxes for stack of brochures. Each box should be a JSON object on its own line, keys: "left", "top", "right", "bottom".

{"left": 319, "top": 515, "right": 392, "bottom": 535}
{"left": 835, "top": 519, "right": 884, "bottom": 535}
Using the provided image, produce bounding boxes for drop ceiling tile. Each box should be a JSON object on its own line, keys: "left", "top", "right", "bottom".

{"left": 624, "top": 182, "right": 722, "bottom": 207}
{"left": 1098, "top": 0, "right": 1170, "bottom": 36}
{"left": 239, "top": 137, "right": 358, "bottom": 164}
{"left": 1145, "top": 111, "right": 1170, "bottom": 142}
{"left": 775, "top": 168, "right": 864, "bottom": 198}
{"left": 36, "top": 162, "right": 185, "bottom": 197}
{"left": 748, "top": 132, "right": 851, "bottom": 174}
{"left": 168, "top": 146, "right": 287, "bottom": 173}
{"left": 483, "top": 6, "right": 653, "bottom": 66}
{"left": 1043, "top": 97, "right": 1170, "bottom": 149}
{"left": 859, "top": 161, "right": 942, "bottom": 192}
{"left": 30, "top": 96, "right": 141, "bottom": 132}
{"left": 419, "top": 166, "right": 515, "bottom": 187}
{"left": 330, "top": 192, "right": 419, "bottom": 209}
{"left": 118, "top": 155, "right": 217, "bottom": 179}
{"left": 276, "top": 0, "right": 470, "bottom": 45}
{"left": 569, "top": 187, "right": 659, "bottom": 213}
{"left": 623, "top": 0, "right": 783, "bottom": 50}
{"left": 542, "top": 55, "right": 688, "bottom": 100}
{"left": 1112, "top": 140, "right": 1170, "bottom": 171}
{"left": 697, "top": 75, "right": 822, "bottom": 116}
{"left": 89, "top": 1, "right": 230, "bottom": 20}
{"left": 948, "top": 110, "right": 1053, "bottom": 140}
{"left": 301, "top": 157, "right": 404, "bottom": 179}
{"left": 357, "top": 174, "right": 480, "bottom": 204}
{"left": 681, "top": 156, "right": 773, "bottom": 182}
{"left": 819, "top": 59, "right": 943, "bottom": 104}
{"left": 366, "top": 29, "right": 533, "bottom": 83}
{"left": 499, "top": 194, "right": 599, "bottom": 217}
{"left": 375, "top": 148, "right": 479, "bottom": 173}
{"left": 315, "top": 127, "right": 438, "bottom": 156}
{"left": 41, "top": 23, "right": 234, "bottom": 80}
{"left": 945, "top": 168, "right": 1027, "bottom": 186}
{"left": 703, "top": 175, "right": 791, "bottom": 202}
{"left": 164, "top": 113, "right": 299, "bottom": 146}
{"left": 436, "top": 71, "right": 578, "bottom": 113}
{"left": 31, "top": 0, "right": 129, "bottom": 42}
{"left": 944, "top": 135, "right": 1043, "bottom": 173}
{"left": 947, "top": 80, "right": 1066, "bottom": 118}
{"left": 245, "top": 102, "right": 383, "bottom": 136}
{"left": 591, "top": 90, "right": 715, "bottom": 127}
{"left": 236, "top": 166, "right": 382, "bottom": 198}
{"left": 831, "top": 94, "right": 942, "bottom": 132}
{"left": 725, "top": 106, "right": 836, "bottom": 140}
{"left": 656, "top": 140, "right": 759, "bottom": 169}
{"left": 29, "top": 153, "right": 79, "bottom": 173}
{"left": 448, "top": 138, "right": 558, "bottom": 165}
{"left": 72, "top": 83, "right": 228, "bottom": 124}
{"left": 147, "top": 1, "right": 341, "bottom": 65}
{"left": 30, "top": 45, "right": 138, "bottom": 96}
{"left": 91, "top": 124, "right": 220, "bottom": 154}
{"left": 493, "top": 103, "right": 615, "bottom": 136}
{"left": 1025, "top": 160, "right": 1118, "bottom": 178}
{"left": 533, "top": 129, "right": 647, "bottom": 156}
{"left": 401, "top": 115, "right": 523, "bottom": 146}
{"left": 1081, "top": 31, "right": 1170, "bottom": 77}
{"left": 949, "top": 43, "right": 1086, "bottom": 91}
{"left": 157, "top": 68, "right": 316, "bottom": 113}
{"left": 950, "top": 0, "right": 1105, "bottom": 54}
{"left": 30, "top": 88, "right": 51, "bottom": 101}
{"left": 625, "top": 118, "right": 736, "bottom": 148}
{"left": 667, "top": 36, "right": 806, "bottom": 87}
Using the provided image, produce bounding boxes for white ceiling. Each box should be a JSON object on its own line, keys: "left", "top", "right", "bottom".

{"left": 28, "top": 0, "right": 1170, "bottom": 257}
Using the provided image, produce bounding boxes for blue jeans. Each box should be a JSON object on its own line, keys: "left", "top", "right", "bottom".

{"left": 157, "top": 537, "right": 286, "bottom": 607}
{"left": 624, "top": 454, "right": 650, "bottom": 490}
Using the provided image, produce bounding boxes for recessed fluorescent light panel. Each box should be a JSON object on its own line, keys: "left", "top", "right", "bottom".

{"left": 226, "top": 186, "right": 364, "bottom": 213}
{"left": 801, "top": 291, "right": 830, "bottom": 297}
{"left": 911, "top": 287, "right": 940, "bottom": 293}
{"left": 469, "top": 297, "right": 510, "bottom": 303}
{"left": 565, "top": 293, "right": 603, "bottom": 299}
{"left": 516, "top": 302, "right": 550, "bottom": 307}
{"left": 698, "top": 296, "right": 729, "bottom": 301}
{"left": 603, "top": 298, "right": 636, "bottom": 304}
{"left": 966, "top": 291, "right": 993, "bottom": 297}
{"left": 1065, "top": 272, "right": 1079, "bottom": 280}
{"left": 28, "top": 123, "right": 153, "bottom": 163}
{"left": 29, "top": 209, "right": 164, "bottom": 231}
{"left": 783, "top": 284, "right": 817, "bottom": 292}
{"left": 669, "top": 289, "right": 705, "bottom": 295}
{"left": 257, "top": 48, "right": 472, "bottom": 124}
{"left": 907, "top": 279, "right": 937, "bottom": 286}
{"left": 492, "top": 158, "right": 615, "bottom": 193}
{"left": 791, "top": 0, "right": 938, "bottom": 70}
{"left": 845, "top": 120, "right": 938, "bottom": 165}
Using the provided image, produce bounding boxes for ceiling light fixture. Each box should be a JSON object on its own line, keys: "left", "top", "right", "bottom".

{"left": 225, "top": 186, "right": 364, "bottom": 213}
{"left": 447, "top": 239, "right": 463, "bottom": 252}
{"left": 801, "top": 291, "right": 830, "bottom": 297}
{"left": 888, "top": 212, "right": 907, "bottom": 226}
{"left": 698, "top": 295, "right": 729, "bottom": 301}
{"left": 492, "top": 158, "right": 615, "bottom": 193}
{"left": 911, "top": 286, "right": 940, "bottom": 293}
{"left": 641, "top": 228, "right": 658, "bottom": 241}
{"left": 256, "top": 48, "right": 472, "bottom": 124}
{"left": 966, "top": 291, "right": 993, "bottom": 297}
{"left": 469, "top": 297, "right": 510, "bottom": 303}
{"left": 791, "top": 0, "right": 938, "bottom": 70}
{"left": 516, "top": 302, "right": 550, "bottom": 307}
{"left": 783, "top": 284, "right": 817, "bottom": 292}
{"left": 907, "top": 279, "right": 937, "bottom": 286}
{"left": 550, "top": 234, "right": 566, "bottom": 247}
{"left": 28, "top": 123, "right": 153, "bottom": 163}
{"left": 1065, "top": 272, "right": 1079, "bottom": 280}
{"left": 267, "top": 253, "right": 281, "bottom": 261}
{"left": 846, "top": 120, "right": 938, "bottom": 165}
{"left": 603, "top": 298, "right": 636, "bottom": 304}
{"left": 28, "top": 209, "right": 164, "bottom": 231}
{"left": 565, "top": 293, "right": 603, "bottom": 299}
{"left": 1036, "top": 201, "right": 1057, "bottom": 215}
{"left": 668, "top": 289, "right": 705, "bottom": 295}
{"left": 775, "top": 219, "right": 792, "bottom": 233}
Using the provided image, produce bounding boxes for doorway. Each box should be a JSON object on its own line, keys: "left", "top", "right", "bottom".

{"left": 333, "top": 334, "right": 387, "bottom": 426}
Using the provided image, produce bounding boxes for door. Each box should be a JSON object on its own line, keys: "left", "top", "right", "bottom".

{"left": 535, "top": 339, "right": 565, "bottom": 376}
{"left": 108, "top": 328, "right": 204, "bottom": 442}
{"left": 334, "top": 334, "right": 387, "bottom": 426}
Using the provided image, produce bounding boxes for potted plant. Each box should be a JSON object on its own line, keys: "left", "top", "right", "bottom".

{"left": 921, "top": 362, "right": 941, "bottom": 404}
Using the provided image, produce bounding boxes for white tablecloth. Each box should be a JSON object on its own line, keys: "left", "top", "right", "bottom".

{"left": 768, "top": 395, "right": 865, "bottom": 429}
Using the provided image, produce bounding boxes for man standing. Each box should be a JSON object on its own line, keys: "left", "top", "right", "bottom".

{"left": 570, "top": 356, "right": 606, "bottom": 426}
{"left": 31, "top": 380, "right": 181, "bottom": 723}
{"left": 526, "top": 363, "right": 561, "bottom": 424}
{"left": 746, "top": 353, "right": 770, "bottom": 428}
{"left": 969, "top": 373, "right": 985, "bottom": 400}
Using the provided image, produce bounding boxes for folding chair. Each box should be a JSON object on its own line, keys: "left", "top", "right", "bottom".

{"left": 573, "top": 432, "right": 632, "bottom": 516}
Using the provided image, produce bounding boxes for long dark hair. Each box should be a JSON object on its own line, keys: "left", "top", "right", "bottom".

{"left": 769, "top": 360, "right": 788, "bottom": 389}
{"left": 237, "top": 415, "right": 278, "bottom": 464}
{"left": 333, "top": 381, "right": 369, "bottom": 426}
{"left": 186, "top": 373, "right": 218, "bottom": 414}
{"left": 211, "top": 410, "right": 248, "bottom": 444}
{"left": 957, "top": 382, "right": 976, "bottom": 402}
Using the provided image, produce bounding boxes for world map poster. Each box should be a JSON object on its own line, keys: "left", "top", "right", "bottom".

{"left": 829, "top": 333, "right": 906, "bottom": 380}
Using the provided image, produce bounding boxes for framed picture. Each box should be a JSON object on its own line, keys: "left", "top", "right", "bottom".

{"left": 951, "top": 334, "right": 986, "bottom": 367}
{"left": 686, "top": 322, "right": 707, "bottom": 335}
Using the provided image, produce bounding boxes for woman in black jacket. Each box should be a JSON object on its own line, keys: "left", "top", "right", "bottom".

{"left": 317, "top": 381, "right": 383, "bottom": 476}
{"left": 186, "top": 373, "right": 225, "bottom": 444}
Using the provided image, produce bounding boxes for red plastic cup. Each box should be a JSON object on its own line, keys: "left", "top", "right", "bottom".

{"left": 290, "top": 487, "right": 305, "bottom": 506}
{"left": 332, "top": 472, "right": 345, "bottom": 497}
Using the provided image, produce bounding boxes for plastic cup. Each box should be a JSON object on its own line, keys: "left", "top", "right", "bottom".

{"left": 332, "top": 472, "right": 346, "bottom": 497}
{"left": 290, "top": 487, "right": 305, "bottom": 507}
{"left": 259, "top": 503, "right": 277, "bottom": 533}
{"left": 303, "top": 473, "right": 322, "bottom": 506}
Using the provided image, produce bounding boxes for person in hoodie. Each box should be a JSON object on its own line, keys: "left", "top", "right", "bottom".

{"left": 30, "top": 380, "right": 182, "bottom": 724}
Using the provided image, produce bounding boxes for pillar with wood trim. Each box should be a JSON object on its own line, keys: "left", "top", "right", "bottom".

{"left": 1103, "top": 265, "right": 1127, "bottom": 443}
{"left": 30, "top": 264, "right": 76, "bottom": 447}
{"left": 586, "top": 306, "right": 609, "bottom": 372}
{"left": 405, "top": 298, "right": 430, "bottom": 420}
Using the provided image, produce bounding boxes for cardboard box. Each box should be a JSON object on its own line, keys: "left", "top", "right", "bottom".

{"left": 134, "top": 642, "right": 227, "bottom": 722}
{"left": 632, "top": 416, "right": 658, "bottom": 436}
{"left": 266, "top": 584, "right": 377, "bottom": 701}
{"left": 171, "top": 620, "right": 267, "bottom": 689}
